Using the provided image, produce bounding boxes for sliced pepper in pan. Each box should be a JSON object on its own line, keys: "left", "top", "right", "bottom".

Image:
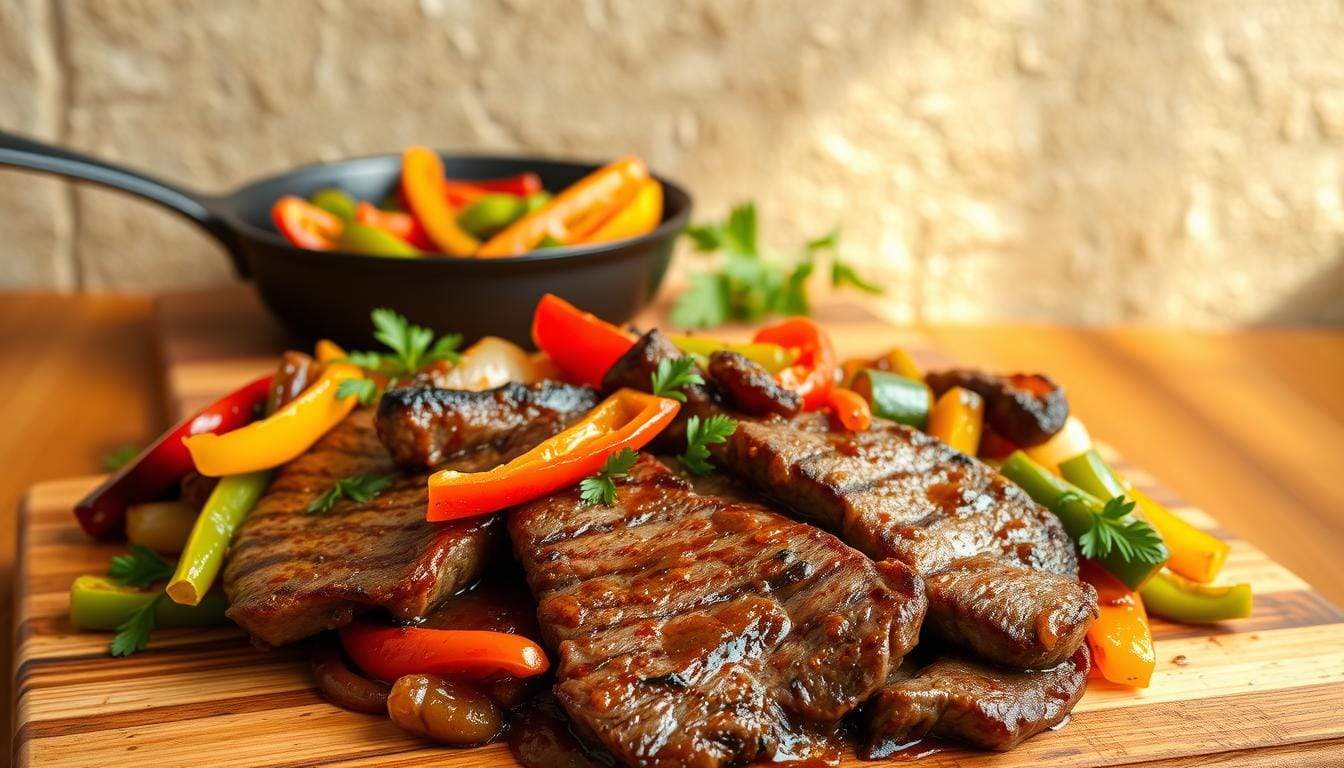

{"left": 272, "top": 196, "right": 343, "bottom": 250}
{"left": 401, "top": 146, "right": 481, "bottom": 256}
{"left": 355, "top": 202, "right": 436, "bottom": 251}
{"left": 74, "top": 374, "right": 273, "bottom": 540}
{"left": 426, "top": 388, "right": 679, "bottom": 521}
{"left": 580, "top": 178, "right": 663, "bottom": 244}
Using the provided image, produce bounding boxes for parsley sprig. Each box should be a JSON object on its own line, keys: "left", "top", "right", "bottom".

{"left": 110, "top": 594, "right": 162, "bottom": 657}
{"left": 108, "top": 545, "right": 175, "bottom": 587}
{"left": 672, "top": 202, "right": 880, "bottom": 328}
{"left": 307, "top": 473, "right": 396, "bottom": 514}
{"left": 650, "top": 356, "right": 704, "bottom": 402}
{"left": 579, "top": 448, "right": 639, "bottom": 505}
{"left": 338, "top": 309, "right": 463, "bottom": 404}
{"left": 1074, "top": 495, "right": 1167, "bottom": 565}
{"left": 678, "top": 414, "right": 739, "bottom": 475}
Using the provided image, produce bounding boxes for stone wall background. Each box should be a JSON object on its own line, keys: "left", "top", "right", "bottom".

{"left": 1, "top": 0, "right": 1341, "bottom": 326}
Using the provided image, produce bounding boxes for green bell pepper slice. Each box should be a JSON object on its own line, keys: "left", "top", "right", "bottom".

{"left": 1138, "top": 570, "right": 1252, "bottom": 624}
{"left": 309, "top": 187, "right": 357, "bottom": 222}
{"left": 167, "top": 470, "right": 271, "bottom": 606}
{"left": 70, "top": 575, "right": 228, "bottom": 630}
{"left": 457, "top": 194, "right": 528, "bottom": 239}
{"left": 338, "top": 222, "right": 421, "bottom": 257}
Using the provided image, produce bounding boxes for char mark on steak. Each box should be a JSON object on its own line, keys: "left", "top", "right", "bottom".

{"left": 376, "top": 381, "right": 598, "bottom": 470}
{"left": 863, "top": 647, "right": 1090, "bottom": 755}
{"left": 508, "top": 455, "right": 927, "bottom": 768}
{"left": 224, "top": 384, "right": 595, "bottom": 648}
{"left": 603, "top": 330, "right": 1096, "bottom": 670}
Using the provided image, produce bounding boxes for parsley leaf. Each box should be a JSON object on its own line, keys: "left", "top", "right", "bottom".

{"left": 579, "top": 448, "right": 639, "bottom": 505}
{"left": 672, "top": 203, "right": 880, "bottom": 329}
{"left": 345, "top": 309, "right": 462, "bottom": 382}
{"left": 103, "top": 443, "right": 140, "bottom": 471}
{"left": 337, "top": 377, "right": 380, "bottom": 406}
{"left": 307, "top": 473, "right": 396, "bottom": 514}
{"left": 110, "top": 592, "right": 162, "bottom": 657}
{"left": 108, "top": 545, "right": 175, "bottom": 587}
{"left": 678, "top": 414, "right": 739, "bottom": 475}
{"left": 650, "top": 356, "right": 704, "bottom": 402}
{"left": 1077, "top": 496, "right": 1167, "bottom": 565}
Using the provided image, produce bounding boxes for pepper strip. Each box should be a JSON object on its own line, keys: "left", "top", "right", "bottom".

{"left": 74, "top": 375, "right": 273, "bottom": 540}
{"left": 427, "top": 389, "right": 679, "bottom": 521}
{"left": 165, "top": 470, "right": 271, "bottom": 605}
{"left": 927, "top": 386, "right": 985, "bottom": 455}
{"left": 668, "top": 335, "right": 795, "bottom": 375}
{"left": 1080, "top": 559, "right": 1155, "bottom": 688}
{"left": 401, "top": 146, "right": 481, "bottom": 256}
{"left": 183, "top": 362, "right": 364, "bottom": 477}
{"left": 531, "top": 293, "right": 637, "bottom": 388}
{"left": 827, "top": 387, "right": 872, "bottom": 431}
{"left": 1138, "top": 571, "right": 1253, "bottom": 624}
{"left": 580, "top": 178, "right": 663, "bottom": 244}
{"left": 340, "top": 622, "right": 550, "bottom": 682}
{"left": 69, "top": 576, "right": 229, "bottom": 630}
{"left": 1060, "top": 449, "right": 1229, "bottom": 583}
{"left": 753, "top": 317, "right": 837, "bottom": 411}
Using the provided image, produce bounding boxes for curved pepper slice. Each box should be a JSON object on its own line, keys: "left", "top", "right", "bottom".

{"left": 478, "top": 156, "right": 649, "bottom": 256}
{"left": 1138, "top": 570, "right": 1252, "bottom": 624}
{"left": 581, "top": 179, "right": 663, "bottom": 244}
{"left": 183, "top": 362, "right": 364, "bottom": 477}
{"left": 340, "top": 622, "right": 550, "bottom": 682}
{"left": 401, "top": 146, "right": 481, "bottom": 256}
{"left": 448, "top": 172, "right": 543, "bottom": 198}
{"left": 355, "top": 202, "right": 436, "bottom": 251}
{"left": 1080, "top": 559, "right": 1155, "bottom": 688}
{"left": 74, "top": 375, "right": 273, "bottom": 540}
{"left": 427, "top": 389, "right": 679, "bottom": 521}
{"left": 272, "top": 196, "right": 343, "bottom": 250}
{"left": 753, "top": 317, "right": 837, "bottom": 411}
{"left": 531, "top": 293, "right": 637, "bottom": 388}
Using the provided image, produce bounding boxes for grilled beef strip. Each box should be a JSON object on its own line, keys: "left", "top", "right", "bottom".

{"left": 376, "top": 382, "right": 599, "bottom": 470}
{"left": 863, "top": 647, "right": 1090, "bottom": 755}
{"left": 224, "top": 385, "right": 595, "bottom": 648}
{"left": 508, "top": 454, "right": 927, "bottom": 768}
{"left": 706, "top": 351, "right": 801, "bottom": 418}
{"left": 603, "top": 330, "right": 1097, "bottom": 670}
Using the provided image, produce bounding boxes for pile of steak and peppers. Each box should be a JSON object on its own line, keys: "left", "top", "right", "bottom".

{"left": 73, "top": 295, "right": 1252, "bottom": 765}
{"left": 271, "top": 147, "right": 662, "bottom": 256}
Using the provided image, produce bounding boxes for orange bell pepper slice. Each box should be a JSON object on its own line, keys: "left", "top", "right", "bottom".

{"left": 827, "top": 387, "right": 872, "bottom": 431}
{"left": 183, "top": 361, "right": 365, "bottom": 476}
{"left": 477, "top": 156, "right": 650, "bottom": 257}
{"left": 401, "top": 146, "right": 480, "bottom": 256}
{"left": 1080, "top": 559, "right": 1155, "bottom": 688}
{"left": 427, "top": 389, "right": 679, "bottom": 521}
{"left": 531, "top": 293, "right": 637, "bottom": 387}
{"left": 753, "top": 317, "right": 837, "bottom": 411}
{"left": 581, "top": 179, "right": 663, "bottom": 244}
{"left": 272, "top": 196, "right": 342, "bottom": 250}
{"left": 340, "top": 622, "right": 549, "bottom": 682}
{"left": 927, "top": 386, "right": 986, "bottom": 455}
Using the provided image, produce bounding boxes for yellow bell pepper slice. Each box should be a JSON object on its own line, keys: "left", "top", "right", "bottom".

{"left": 927, "top": 386, "right": 985, "bottom": 455}
{"left": 582, "top": 179, "right": 663, "bottom": 244}
{"left": 183, "top": 361, "right": 363, "bottom": 476}
{"left": 314, "top": 339, "right": 346, "bottom": 364}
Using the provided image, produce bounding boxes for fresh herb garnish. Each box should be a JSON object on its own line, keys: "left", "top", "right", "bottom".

{"left": 103, "top": 443, "right": 140, "bottom": 471}
{"left": 1074, "top": 495, "right": 1166, "bottom": 565}
{"left": 108, "top": 545, "right": 175, "bottom": 587}
{"left": 336, "top": 377, "right": 380, "bottom": 406}
{"left": 672, "top": 203, "right": 880, "bottom": 329}
{"left": 110, "top": 592, "right": 162, "bottom": 657}
{"left": 650, "top": 356, "right": 704, "bottom": 402}
{"left": 307, "top": 473, "right": 396, "bottom": 514}
{"left": 678, "top": 414, "right": 738, "bottom": 475}
{"left": 579, "top": 448, "right": 639, "bottom": 505}
{"left": 341, "top": 309, "right": 462, "bottom": 387}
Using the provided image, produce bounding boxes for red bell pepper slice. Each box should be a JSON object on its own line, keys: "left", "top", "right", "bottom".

{"left": 271, "top": 196, "right": 342, "bottom": 250}
{"left": 446, "top": 172, "right": 542, "bottom": 199}
{"left": 753, "top": 317, "right": 837, "bottom": 411}
{"left": 427, "top": 389, "right": 678, "bottom": 521}
{"left": 340, "top": 622, "right": 550, "bottom": 682}
{"left": 74, "top": 375, "right": 273, "bottom": 539}
{"left": 531, "top": 293, "right": 637, "bottom": 388}
{"left": 354, "top": 202, "right": 436, "bottom": 251}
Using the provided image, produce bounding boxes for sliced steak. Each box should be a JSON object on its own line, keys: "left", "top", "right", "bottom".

{"left": 863, "top": 647, "right": 1090, "bottom": 754}
{"left": 224, "top": 395, "right": 591, "bottom": 647}
{"left": 604, "top": 331, "right": 1096, "bottom": 669}
{"left": 707, "top": 351, "right": 801, "bottom": 417}
{"left": 508, "top": 455, "right": 927, "bottom": 768}
{"left": 376, "top": 382, "right": 598, "bottom": 470}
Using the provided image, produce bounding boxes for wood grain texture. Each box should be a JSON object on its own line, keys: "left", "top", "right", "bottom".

{"left": 6, "top": 286, "right": 1344, "bottom": 766}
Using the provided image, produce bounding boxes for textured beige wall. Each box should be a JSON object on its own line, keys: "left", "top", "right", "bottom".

{"left": 1, "top": 0, "right": 1341, "bottom": 326}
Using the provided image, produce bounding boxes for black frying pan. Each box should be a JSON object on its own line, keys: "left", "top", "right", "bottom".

{"left": 0, "top": 130, "right": 691, "bottom": 346}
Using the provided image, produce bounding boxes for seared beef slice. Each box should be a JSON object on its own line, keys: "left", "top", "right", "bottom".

{"left": 508, "top": 456, "right": 927, "bottom": 768}
{"left": 864, "top": 648, "right": 1090, "bottom": 754}
{"left": 225, "top": 385, "right": 594, "bottom": 647}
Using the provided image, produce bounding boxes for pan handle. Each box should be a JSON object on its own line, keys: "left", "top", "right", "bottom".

{"left": 0, "top": 130, "right": 248, "bottom": 277}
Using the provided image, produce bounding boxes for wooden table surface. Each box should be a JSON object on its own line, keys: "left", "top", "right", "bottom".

{"left": 3, "top": 291, "right": 1342, "bottom": 763}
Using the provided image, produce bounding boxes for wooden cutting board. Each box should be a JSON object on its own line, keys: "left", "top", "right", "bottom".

{"left": 12, "top": 288, "right": 1344, "bottom": 766}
